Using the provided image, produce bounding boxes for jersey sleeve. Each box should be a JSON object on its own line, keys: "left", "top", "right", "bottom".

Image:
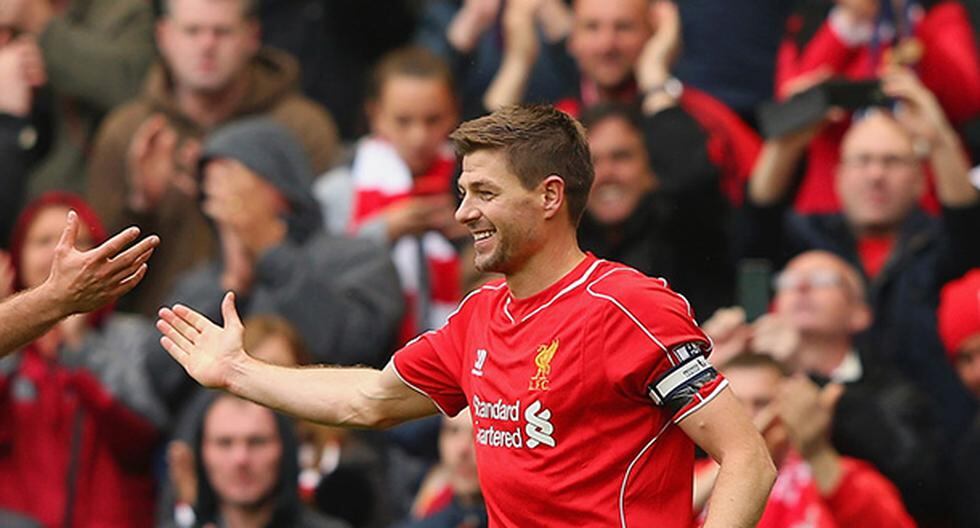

{"left": 391, "top": 312, "right": 469, "bottom": 417}
{"left": 593, "top": 272, "right": 726, "bottom": 422}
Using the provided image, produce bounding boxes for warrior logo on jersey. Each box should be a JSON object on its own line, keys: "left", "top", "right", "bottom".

{"left": 529, "top": 339, "right": 559, "bottom": 391}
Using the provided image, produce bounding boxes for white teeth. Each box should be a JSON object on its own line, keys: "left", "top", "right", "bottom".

{"left": 473, "top": 229, "right": 495, "bottom": 241}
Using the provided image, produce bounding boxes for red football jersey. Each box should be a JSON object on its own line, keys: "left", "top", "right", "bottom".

{"left": 392, "top": 254, "right": 727, "bottom": 527}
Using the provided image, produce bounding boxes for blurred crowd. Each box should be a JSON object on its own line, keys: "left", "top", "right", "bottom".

{"left": 1, "top": 0, "right": 979, "bottom": 526}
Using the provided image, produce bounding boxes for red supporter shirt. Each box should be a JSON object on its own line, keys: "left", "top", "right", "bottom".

{"left": 392, "top": 254, "right": 727, "bottom": 527}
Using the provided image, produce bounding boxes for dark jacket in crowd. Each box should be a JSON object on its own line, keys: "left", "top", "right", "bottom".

{"left": 395, "top": 497, "right": 488, "bottom": 528}
{"left": 160, "top": 392, "right": 350, "bottom": 528}
{"left": 740, "top": 201, "right": 980, "bottom": 439}
{"left": 579, "top": 105, "right": 737, "bottom": 321}
{"left": 149, "top": 118, "right": 403, "bottom": 415}
{"left": 829, "top": 360, "right": 947, "bottom": 524}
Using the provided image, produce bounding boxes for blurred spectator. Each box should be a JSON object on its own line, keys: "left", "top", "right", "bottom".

{"left": 416, "top": 0, "right": 576, "bottom": 120}
{"left": 562, "top": 0, "right": 760, "bottom": 206}
{"left": 161, "top": 315, "right": 387, "bottom": 528}
{"left": 938, "top": 269, "right": 980, "bottom": 398}
{"left": 315, "top": 47, "right": 464, "bottom": 345}
{"left": 577, "top": 102, "right": 734, "bottom": 320}
{"left": 673, "top": 0, "right": 792, "bottom": 126}
{"left": 776, "top": 0, "right": 980, "bottom": 213}
{"left": 149, "top": 118, "right": 402, "bottom": 415}
{"left": 743, "top": 68, "right": 980, "bottom": 437}
{"left": 706, "top": 250, "right": 944, "bottom": 522}
{"left": 395, "top": 409, "right": 486, "bottom": 528}
{"left": 0, "top": 192, "right": 165, "bottom": 527}
{"left": 694, "top": 353, "right": 916, "bottom": 528}
{"left": 258, "top": 0, "right": 417, "bottom": 139}
{"left": 0, "top": 31, "right": 46, "bottom": 247}
{"left": 0, "top": 0, "right": 155, "bottom": 197}
{"left": 87, "top": 0, "right": 340, "bottom": 316}
{"left": 161, "top": 393, "right": 350, "bottom": 528}
{"left": 937, "top": 268, "right": 980, "bottom": 525}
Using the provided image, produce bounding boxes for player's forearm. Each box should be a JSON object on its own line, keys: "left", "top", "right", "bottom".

{"left": 0, "top": 282, "right": 70, "bottom": 357}
{"left": 227, "top": 357, "right": 387, "bottom": 428}
{"left": 702, "top": 446, "right": 776, "bottom": 528}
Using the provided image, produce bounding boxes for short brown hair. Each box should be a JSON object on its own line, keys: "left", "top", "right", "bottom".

{"left": 367, "top": 46, "right": 456, "bottom": 102}
{"left": 450, "top": 105, "right": 594, "bottom": 226}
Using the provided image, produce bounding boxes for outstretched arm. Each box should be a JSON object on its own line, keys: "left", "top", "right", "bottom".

{"left": 0, "top": 210, "right": 158, "bottom": 356}
{"left": 157, "top": 292, "right": 439, "bottom": 428}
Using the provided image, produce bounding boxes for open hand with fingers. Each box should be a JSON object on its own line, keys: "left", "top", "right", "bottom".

{"left": 157, "top": 291, "right": 249, "bottom": 390}
{"left": 46, "top": 210, "right": 159, "bottom": 315}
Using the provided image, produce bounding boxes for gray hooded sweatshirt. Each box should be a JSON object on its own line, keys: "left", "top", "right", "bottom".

{"left": 148, "top": 118, "right": 404, "bottom": 414}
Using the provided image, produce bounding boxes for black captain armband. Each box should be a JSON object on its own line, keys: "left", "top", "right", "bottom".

{"left": 647, "top": 342, "right": 718, "bottom": 415}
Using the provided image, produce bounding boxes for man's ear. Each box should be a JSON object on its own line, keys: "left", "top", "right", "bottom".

{"left": 541, "top": 174, "right": 566, "bottom": 220}
{"left": 848, "top": 302, "right": 872, "bottom": 334}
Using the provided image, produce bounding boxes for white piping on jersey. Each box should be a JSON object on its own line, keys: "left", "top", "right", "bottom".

{"left": 392, "top": 282, "right": 508, "bottom": 417}
{"left": 586, "top": 267, "right": 677, "bottom": 367}
{"left": 586, "top": 267, "right": 713, "bottom": 368}
{"left": 617, "top": 378, "right": 727, "bottom": 528}
{"left": 618, "top": 420, "right": 672, "bottom": 528}
{"left": 388, "top": 358, "right": 452, "bottom": 417}
{"left": 504, "top": 258, "right": 604, "bottom": 324}
{"left": 402, "top": 282, "right": 509, "bottom": 348}
{"left": 673, "top": 378, "right": 728, "bottom": 424}
{"left": 503, "top": 297, "right": 515, "bottom": 324}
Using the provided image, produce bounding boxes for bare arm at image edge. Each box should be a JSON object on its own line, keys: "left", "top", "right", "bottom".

{"left": 0, "top": 211, "right": 158, "bottom": 356}
{"left": 679, "top": 387, "right": 777, "bottom": 528}
{"left": 157, "top": 291, "right": 440, "bottom": 428}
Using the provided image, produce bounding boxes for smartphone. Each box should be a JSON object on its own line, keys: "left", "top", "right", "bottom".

{"left": 736, "top": 259, "right": 772, "bottom": 322}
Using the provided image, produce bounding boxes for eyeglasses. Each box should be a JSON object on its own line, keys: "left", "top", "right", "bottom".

{"left": 772, "top": 270, "right": 845, "bottom": 292}
{"left": 840, "top": 153, "right": 919, "bottom": 171}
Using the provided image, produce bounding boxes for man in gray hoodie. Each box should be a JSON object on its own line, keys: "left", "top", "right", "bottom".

{"left": 150, "top": 118, "right": 403, "bottom": 414}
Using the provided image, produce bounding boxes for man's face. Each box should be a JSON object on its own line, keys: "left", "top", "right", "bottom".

{"left": 202, "top": 398, "right": 283, "bottom": 509}
{"left": 455, "top": 150, "right": 543, "bottom": 275}
{"left": 954, "top": 334, "right": 980, "bottom": 398}
{"left": 772, "top": 252, "right": 865, "bottom": 339}
{"left": 20, "top": 206, "right": 93, "bottom": 290}
{"left": 836, "top": 114, "right": 924, "bottom": 233}
{"left": 157, "top": 0, "right": 259, "bottom": 94}
{"left": 586, "top": 116, "right": 656, "bottom": 226}
{"left": 724, "top": 365, "right": 789, "bottom": 458}
{"left": 569, "top": 0, "right": 651, "bottom": 91}
{"left": 439, "top": 410, "right": 479, "bottom": 497}
{"left": 370, "top": 76, "right": 458, "bottom": 176}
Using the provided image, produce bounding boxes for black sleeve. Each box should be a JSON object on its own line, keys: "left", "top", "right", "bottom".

{"left": 937, "top": 202, "right": 980, "bottom": 284}
{"left": 832, "top": 377, "right": 948, "bottom": 522}
{"left": 0, "top": 114, "right": 34, "bottom": 248}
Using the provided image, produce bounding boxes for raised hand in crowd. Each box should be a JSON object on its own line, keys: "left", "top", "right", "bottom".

{"left": 482, "top": 0, "right": 544, "bottom": 111}
{"left": 202, "top": 159, "right": 287, "bottom": 259}
{"left": 446, "top": 0, "right": 501, "bottom": 53}
{"left": 381, "top": 194, "right": 458, "bottom": 242}
{"left": 882, "top": 66, "right": 977, "bottom": 207}
{"left": 776, "top": 376, "right": 846, "bottom": 491}
{"left": 635, "top": 0, "right": 681, "bottom": 109}
{"left": 168, "top": 440, "right": 199, "bottom": 508}
{"left": 126, "top": 114, "right": 200, "bottom": 213}
{"left": 0, "top": 34, "right": 45, "bottom": 117}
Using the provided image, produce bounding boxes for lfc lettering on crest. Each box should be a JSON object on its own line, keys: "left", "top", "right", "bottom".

{"left": 529, "top": 338, "right": 558, "bottom": 391}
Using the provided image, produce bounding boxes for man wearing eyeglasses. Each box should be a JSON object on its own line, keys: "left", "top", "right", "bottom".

{"left": 741, "top": 66, "right": 980, "bottom": 443}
